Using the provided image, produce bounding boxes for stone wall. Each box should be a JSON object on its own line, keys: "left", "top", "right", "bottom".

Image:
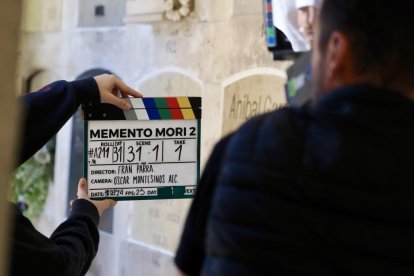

{"left": 18, "top": 0, "right": 290, "bottom": 274}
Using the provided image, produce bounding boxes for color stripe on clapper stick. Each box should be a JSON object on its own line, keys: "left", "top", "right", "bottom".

{"left": 123, "top": 97, "right": 201, "bottom": 120}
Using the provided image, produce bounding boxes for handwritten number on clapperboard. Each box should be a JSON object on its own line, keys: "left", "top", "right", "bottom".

{"left": 112, "top": 146, "right": 123, "bottom": 163}
{"left": 136, "top": 146, "right": 142, "bottom": 161}
{"left": 153, "top": 145, "right": 159, "bottom": 161}
{"left": 175, "top": 145, "right": 182, "bottom": 161}
{"left": 127, "top": 146, "right": 143, "bottom": 163}
{"left": 127, "top": 146, "right": 134, "bottom": 162}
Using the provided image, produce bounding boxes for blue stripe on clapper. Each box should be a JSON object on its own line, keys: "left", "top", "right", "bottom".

{"left": 142, "top": 98, "right": 160, "bottom": 119}
{"left": 147, "top": 109, "right": 160, "bottom": 120}
{"left": 143, "top": 98, "right": 157, "bottom": 109}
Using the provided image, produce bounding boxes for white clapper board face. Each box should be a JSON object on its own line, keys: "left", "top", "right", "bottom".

{"left": 84, "top": 97, "right": 201, "bottom": 200}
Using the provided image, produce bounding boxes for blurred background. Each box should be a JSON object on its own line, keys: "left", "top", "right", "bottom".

{"left": 6, "top": 0, "right": 305, "bottom": 275}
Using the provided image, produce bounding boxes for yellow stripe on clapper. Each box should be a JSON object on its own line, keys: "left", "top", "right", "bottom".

{"left": 177, "top": 97, "right": 192, "bottom": 108}
{"left": 181, "top": 109, "right": 196, "bottom": 119}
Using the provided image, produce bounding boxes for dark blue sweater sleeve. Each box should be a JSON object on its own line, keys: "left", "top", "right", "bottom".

{"left": 11, "top": 78, "right": 102, "bottom": 276}
{"left": 49, "top": 199, "right": 100, "bottom": 276}
{"left": 18, "top": 77, "right": 100, "bottom": 165}
{"left": 11, "top": 199, "right": 100, "bottom": 276}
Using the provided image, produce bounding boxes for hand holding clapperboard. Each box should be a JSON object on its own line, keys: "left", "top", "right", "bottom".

{"left": 84, "top": 97, "right": 201, "bottom": 200}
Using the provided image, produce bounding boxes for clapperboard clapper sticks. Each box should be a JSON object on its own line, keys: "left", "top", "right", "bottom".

{"left": 83, "top": 97, "right": 202, "bottom": 200}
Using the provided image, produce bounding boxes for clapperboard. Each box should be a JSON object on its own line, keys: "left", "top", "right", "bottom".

{"left": 83, "top": 97, "right": 201, "bottom": 200}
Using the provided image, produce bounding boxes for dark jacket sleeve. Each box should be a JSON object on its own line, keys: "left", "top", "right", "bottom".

{"left": 175, "top": 135, "right": 233, "bottom": 275}
{"left": 11, "top": 199, "right": 100, "bottom": 276}
{"left": 10, "top": 78, "right": 101, "bottom": 275}
{"left": 18, "top": 77, "right": 100, "bottom": 165}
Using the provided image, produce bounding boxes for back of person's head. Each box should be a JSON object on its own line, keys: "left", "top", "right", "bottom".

{"left": 318, "top": 0, "right": 414, "bottom": 91}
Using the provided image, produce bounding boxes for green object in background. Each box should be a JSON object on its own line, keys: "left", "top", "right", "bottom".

{"left": 285, "top": 51, "right": 312, "bottom": 107}
{"left": 10, "top": 141, "right": 55, "bottom": 219}
{"left": 287, "top": 79, "right": 297, "bottom": 98}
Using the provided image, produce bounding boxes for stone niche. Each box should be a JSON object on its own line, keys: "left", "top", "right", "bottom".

{"left": 136, "top": 71, "right": 202, "bottom": 98}
{"left": 127, "top": 71, "right": 203, "bottom": 256}
{"left": 222, "top": 70, "right": 287, "bottom": 136}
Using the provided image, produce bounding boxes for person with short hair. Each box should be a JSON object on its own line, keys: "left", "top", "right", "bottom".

{"left": 176, "top": 0, "right": 414, "bottom": 274}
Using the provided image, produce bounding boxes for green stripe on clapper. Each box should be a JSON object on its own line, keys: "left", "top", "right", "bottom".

{"left": 154, "top": 98, "right": 173, "bottom": 119}
{"left": 158, "top": 109, "right": 173, "bottom": 119}
{"left": 154, "top": 98, "right": 169, "bottom": 108}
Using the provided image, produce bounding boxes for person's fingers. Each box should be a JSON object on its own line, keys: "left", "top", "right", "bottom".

{"left": 112, "top": 86, "right": 129, "bottom": 98}
{"left": 92, "top": 199, "right": 117, "bottom": 216}
{"left": 96, "top": 74, "right": 142, "bottom": 109}
{"left": 77, "top": 178, "right": 89, "bottom": 198}
{"left": 70, "top": 199, "right": 75, "bottom": 207}
{"left": 105, "top": 93, "right": 132, "bottom": 110}
{"left": 102, "top": 199, "right": 117, "bottom": 210}
{"left": 114, "top": 77, "right": 142, "bottom": 98}
{"left": 119, "top": 90, "right": 129, "bottom": 98}
{"left": 102, "top": 199, "right": 117, "bottom": 208}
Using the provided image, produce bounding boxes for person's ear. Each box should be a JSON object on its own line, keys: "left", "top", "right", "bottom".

{"left": 324, "top": 31, "right": 352, "bottom": 88}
